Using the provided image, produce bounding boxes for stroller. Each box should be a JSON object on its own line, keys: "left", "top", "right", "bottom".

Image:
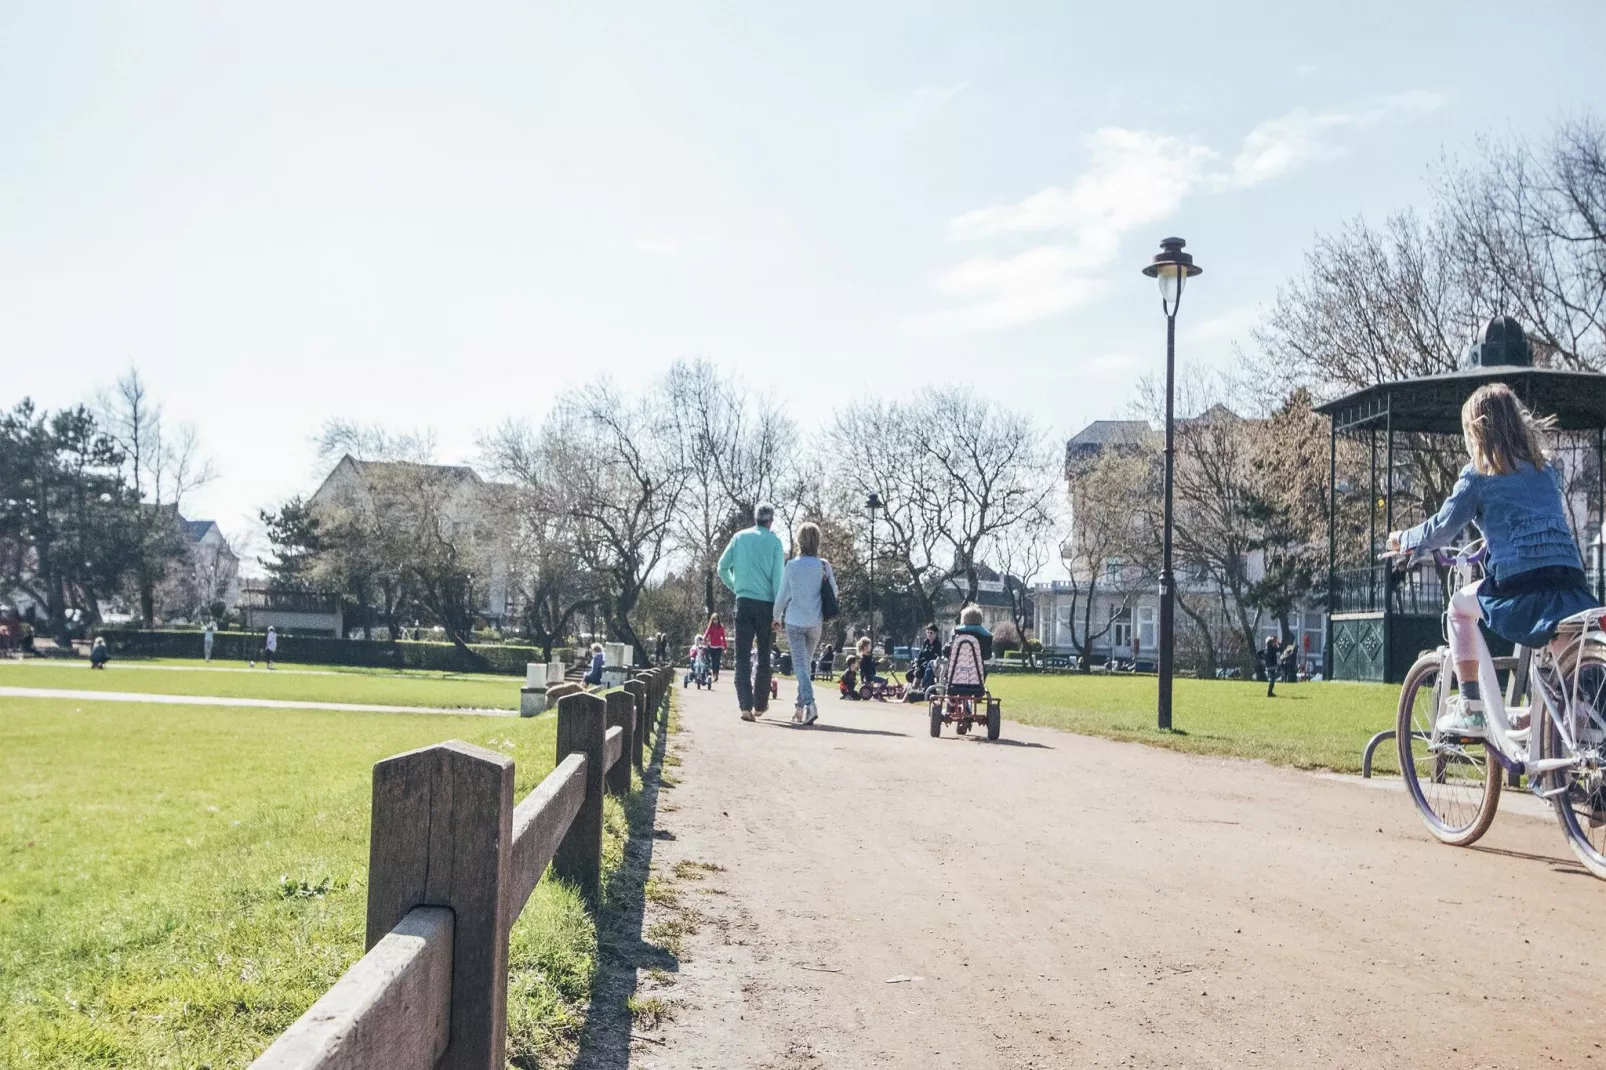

{"left": 682, "top": 644, "right": 712, "bottom": 690}
{"left": 928, "top": 631, "right": 1001, "bottom": 740}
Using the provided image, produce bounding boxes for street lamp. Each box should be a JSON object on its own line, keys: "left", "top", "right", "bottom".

{"left": 866, "top": 492, "right": 883, "bottom": 648}
{"left": 1141, "top": 237, "right": 1203, "bottom": 732}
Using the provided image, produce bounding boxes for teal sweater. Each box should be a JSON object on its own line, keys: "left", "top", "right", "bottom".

{"left": 718, "top": 525, "right": 786, "bottom": 603}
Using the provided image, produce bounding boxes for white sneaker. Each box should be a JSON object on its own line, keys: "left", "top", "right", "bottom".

{"left": 803, "top": 703, "right": 818, "bottom": 726}
{"left": 1436, "top": 696, "right": 1486, "bottom": 737}
{"left": 792, "top": 707, "right": 804, "bottom": 724}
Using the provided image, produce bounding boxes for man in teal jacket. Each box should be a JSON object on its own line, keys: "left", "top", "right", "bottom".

{"left": 718, "top": 503, "right": 786, "bottom": 719}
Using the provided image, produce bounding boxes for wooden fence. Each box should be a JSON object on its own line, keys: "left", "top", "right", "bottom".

{"left": 249, "top": 667, "right": 673, "bottom": 1070}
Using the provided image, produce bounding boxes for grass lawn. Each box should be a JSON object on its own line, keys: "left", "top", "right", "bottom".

{"left": 0, "top": 659, "right": 521, "bottom": 711}
{"left": 0, "top": 696, "right": 620, "bottom": 1069}
{"left": 979, "top": 674, "right": 1403, "bottom": 775}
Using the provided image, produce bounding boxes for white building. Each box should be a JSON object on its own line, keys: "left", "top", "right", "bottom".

{"left": 308, "top": 455, "right": 513, "bottom": 626}
{"left": 1041, "top": 416, "right": 1327, "bottom": 673}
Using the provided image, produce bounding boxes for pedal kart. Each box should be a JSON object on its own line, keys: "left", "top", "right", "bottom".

{"left": 929, "top": 691, "right": 1001, "bottom": 740}
{"left": 928, "top": 631, "right": 1001, "bottom": 740}
{"left": 859, "top": 677, "right": 906, "bottom": 702}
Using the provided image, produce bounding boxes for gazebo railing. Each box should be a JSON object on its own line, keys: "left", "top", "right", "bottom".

{"left": 1331, "top": 563, "right": 1446, "bottom": 617}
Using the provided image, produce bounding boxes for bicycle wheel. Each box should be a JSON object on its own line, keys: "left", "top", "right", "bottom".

{"left": 1396, "top": 652, "right": 1501, "bottom": 846}
{"left": 1539, "top": 644, "right": 1606, "bottom": 879}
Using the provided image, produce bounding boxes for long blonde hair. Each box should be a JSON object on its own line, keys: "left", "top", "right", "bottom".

{"left": 1461, "top": 383, "right": 1553, "bottom": 476}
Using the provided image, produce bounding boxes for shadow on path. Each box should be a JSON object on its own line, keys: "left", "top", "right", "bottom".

{"left": 1467, "top": 842, "right": 1590, "bottom": 876}
{"left": 759, "top": 720, "right": 908, "bottom": 738}
{"left": 570, "top": 700, "right": 676, "bottom": 1070}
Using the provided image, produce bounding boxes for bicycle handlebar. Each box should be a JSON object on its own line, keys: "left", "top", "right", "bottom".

{"left": 1377, "top": 544, "right": 1487, "bottom": 569}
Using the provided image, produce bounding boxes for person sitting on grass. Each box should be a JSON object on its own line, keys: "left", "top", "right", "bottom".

{"left": 583, "top": 642, "right": 605, "bottom": 686}
{"left": 89, "top": 635, "right": 110, "bottom": 669}
{"left": 854, "top": 636, "right": 884, "bottom": 692}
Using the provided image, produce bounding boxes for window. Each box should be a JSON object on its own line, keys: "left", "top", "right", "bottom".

{"left": 1105, "top": 557, "right": 1123, "bottom": 579}
{"left": 1137, "top": 606, "right": 1155, "bottom": 649}
{"left": 1110, "top": 607, "right": 1132, "bottom": 651}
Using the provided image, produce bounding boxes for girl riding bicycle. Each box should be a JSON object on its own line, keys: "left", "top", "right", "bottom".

{"left": 1389, "top": 383, "right": 1600, "bottom": 736}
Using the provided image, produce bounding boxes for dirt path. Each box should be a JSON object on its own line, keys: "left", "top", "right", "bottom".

{"left": 634, "top": 684, "right": 1606, "bottom": 1069}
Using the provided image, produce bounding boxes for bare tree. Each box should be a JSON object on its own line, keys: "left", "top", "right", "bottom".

{"left": 1060, "top": 445, "right": 1155, "bottom": 671}
{"left": 1251, "top": 211, "right": 1475, "bottom": 398}
{"left": 662, "top": 360, "right": 795, "bottom": 612}
{"left": 1441, "top": 116, "right": 1606, "bottom": 370}
{"left": 991, "top": 504, "right": 1054, "bottom": 666}
{"left": 97, "top": 368, "right": 214, "bottom": 625}
{"left": 534, "top": 383, "right": 684, "bottom": 663}
{"left": 823, "top": 400, "right": 956, "bottom": 627}
{"left": 479, "top": 422, "right": 603, "bottom": 660}
{"left": 923, "top": 390, "right": 1058, "bottom": 604}
{"left": 824, "top": 390, "right": 1054, "bottom": 631}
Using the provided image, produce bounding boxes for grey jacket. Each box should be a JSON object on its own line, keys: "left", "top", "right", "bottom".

{"left": 1400, "top": 461, "right": 1584, "bottom": 580}
{"left": 773, "top": 556, "right": 839, "bottom": 628}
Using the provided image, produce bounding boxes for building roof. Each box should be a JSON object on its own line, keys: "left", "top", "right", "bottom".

{"left": 183, "top": 519, "right": 217, "bottom": 542}
{"left": 346, "top": 457, "right": 485, "bottom": 485}
{"left": 1066, "top": 420, "right": 1151, "bottom": 450}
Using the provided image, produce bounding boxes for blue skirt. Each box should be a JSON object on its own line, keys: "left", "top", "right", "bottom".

{"left": 1478, "top": 566, "right": 1600, "bottom": 648}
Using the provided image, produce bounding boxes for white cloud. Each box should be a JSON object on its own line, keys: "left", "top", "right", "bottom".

{"left": 1230, "top": 90, "right": 1448, "bottom": 187}
{"left": 949, "top": 128, "right": 1216, "bottom": 246}
{"left": 916, "top": 90, "right": 1448, "bottom": 334}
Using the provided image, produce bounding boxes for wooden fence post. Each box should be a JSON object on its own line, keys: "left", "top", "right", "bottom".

{"left": 366, "top": 740, "right": 514, "bottom": 1070}
{"left": 623, "top": 678, "right": 648, "bottom": 773}
{"left": 553, "top": 691, "right": 606, "bottom": 907}
{"left": 603, "top": 689, "right": 634, "bottom": 797}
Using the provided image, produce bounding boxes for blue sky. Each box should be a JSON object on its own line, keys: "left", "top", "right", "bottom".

{"left": 3, "top": 1, "right": 1603, "bottom": 554}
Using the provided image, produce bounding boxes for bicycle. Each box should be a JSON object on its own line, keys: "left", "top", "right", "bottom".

{"left": 1388, "top": 541, "right": 1606, "bottom": 878}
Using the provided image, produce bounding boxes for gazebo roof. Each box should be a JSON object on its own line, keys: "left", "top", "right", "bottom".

{"left": 1316, "top": 365, "right": 1606, "bottom": 434}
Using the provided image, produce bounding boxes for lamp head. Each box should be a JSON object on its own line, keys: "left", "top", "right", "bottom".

{"left": 1141, "top": 237, "right": 1203, "bottom": 315}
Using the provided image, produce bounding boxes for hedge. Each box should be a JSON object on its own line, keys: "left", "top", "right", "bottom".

{"left": 100, "top": 630, "right": 565, "bottom": 676}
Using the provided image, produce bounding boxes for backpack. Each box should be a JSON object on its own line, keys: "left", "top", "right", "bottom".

{"left": 947, "top": 633, "right": 985, "bottom": 691}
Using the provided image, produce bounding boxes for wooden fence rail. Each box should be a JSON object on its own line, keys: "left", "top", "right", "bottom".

{"left": 251, "top": 667, "right": 673, "bottom": 1070}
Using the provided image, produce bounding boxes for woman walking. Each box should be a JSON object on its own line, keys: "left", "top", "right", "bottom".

{"left": 773, "top": 521, "right": 838, "bottom": 726}
{"left": 702, "top": 613, "right": 727, "bottom": 681}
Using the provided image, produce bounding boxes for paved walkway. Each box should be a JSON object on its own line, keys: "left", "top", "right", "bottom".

{"left": 633, "top": 682, "right": 1606, "bottom": 1069}
{"left": 0, "top": 685, "right": 513, "bottom": 717}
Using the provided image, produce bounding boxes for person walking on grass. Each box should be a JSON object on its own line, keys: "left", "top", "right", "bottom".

{"left": 203, "top": 619, "right": 216, "bottom": 663}
{"left": 1262, "top": 636, "right": 1279, "bottom": 697}
{"left": 773, "top": 521, "right": 838, "bottom": 726}
{"left": 251, "top": 625, "right": 278, "bottom": 670}
{"left": 717, "top": 502, "right": 786, "bottom": 721}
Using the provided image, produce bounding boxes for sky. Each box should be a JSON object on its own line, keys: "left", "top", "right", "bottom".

{"left": 3, "top": 1, "right": 1604, "bottom": 564}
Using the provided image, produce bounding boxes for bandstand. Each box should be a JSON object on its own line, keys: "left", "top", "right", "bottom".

{"left": 1316, "top": 317, "right": 1606, "bottom": 682}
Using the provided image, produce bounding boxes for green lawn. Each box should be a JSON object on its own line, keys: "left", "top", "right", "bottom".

{"left": 0, "top": 697, "right": 616, "bottom": 1068}
{"left": 0, "top": 659, "right": 521, "bottom": 711}
{"left": 983, "top": 674, "right": 1401, "bottom": 774}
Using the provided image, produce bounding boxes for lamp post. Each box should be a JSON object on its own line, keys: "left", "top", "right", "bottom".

{"left": 1141, "top": 237, "right": 1202, "bottom": 732}
{"left": 866, "top": 492, "right": 882, "bottom": 648}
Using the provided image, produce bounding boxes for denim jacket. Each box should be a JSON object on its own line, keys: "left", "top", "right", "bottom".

{"left": 1399, "top": 461, "right": 1583, "bottom": 581}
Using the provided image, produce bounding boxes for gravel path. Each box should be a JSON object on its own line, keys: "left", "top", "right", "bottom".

{"left": 636, "top": 683, "right": 1606, "bottom": 1069}
{"left": 0, "top": 685, "right": 513, "bottom": 716}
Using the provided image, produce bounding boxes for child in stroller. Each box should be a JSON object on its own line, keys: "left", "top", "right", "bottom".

{"left": 682, "top": 637, "right": 713, "bottom": 690}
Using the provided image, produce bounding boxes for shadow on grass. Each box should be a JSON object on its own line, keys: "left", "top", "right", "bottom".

{"left": 571, "top": 702, "right": 677, "bottom": 1070}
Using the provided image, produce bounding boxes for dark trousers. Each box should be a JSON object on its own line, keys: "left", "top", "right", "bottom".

{"left": 734, "top": 597, "right": 774, "bottom": 711}
{"left": 1266, "top": 668, "right": 1275, "bottom": 697}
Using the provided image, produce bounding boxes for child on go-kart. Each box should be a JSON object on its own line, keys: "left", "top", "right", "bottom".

{"left": 1388, "top": 383, "right": 1601, "bottom": 737}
